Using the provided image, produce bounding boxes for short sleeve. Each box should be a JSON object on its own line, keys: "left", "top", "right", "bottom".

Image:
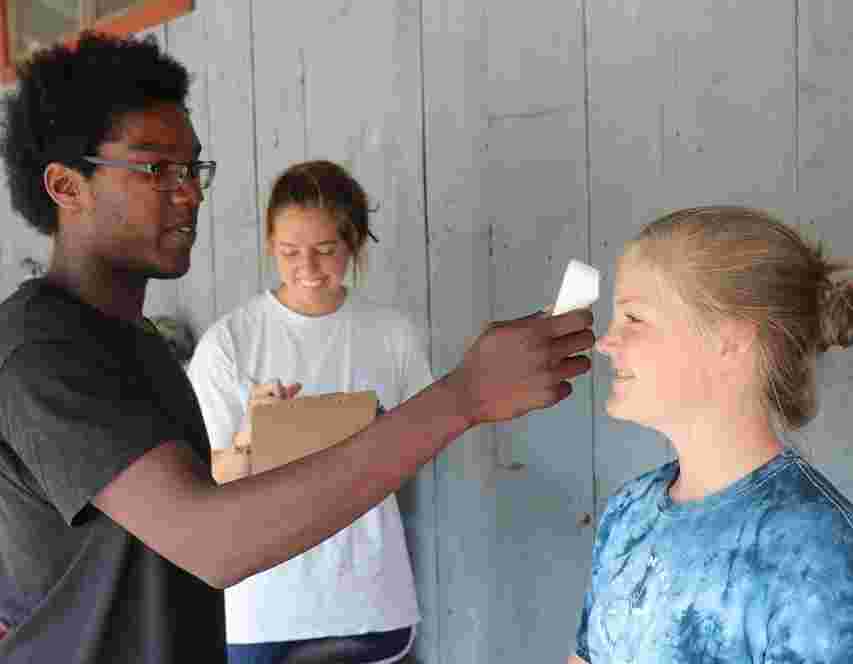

{"left": 764, "top": 547, "right": 853, "bottom": 662}
{"left": 0, "top": 341, "right": 181, "bottom": 525}
{"left": 186, "top": 327, "right": 245, "bottom": 451}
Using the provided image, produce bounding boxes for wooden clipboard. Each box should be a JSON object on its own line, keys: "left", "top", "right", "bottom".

{"left": 250, "top": 391, "right": 378, "bottom": 473}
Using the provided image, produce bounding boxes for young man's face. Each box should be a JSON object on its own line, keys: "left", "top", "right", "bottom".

{"left": 84, "top": 102, "right": 203, "bottom": 280}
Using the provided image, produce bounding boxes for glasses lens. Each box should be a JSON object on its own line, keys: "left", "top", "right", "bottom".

{"left": 151, "top": 163, "right": 183, "bottom": 191}
{"left": 152, "top": 162, "right": 215, "bottom": 191}
{"left": 196, "top": 164, "right": 215, "bottom": 190}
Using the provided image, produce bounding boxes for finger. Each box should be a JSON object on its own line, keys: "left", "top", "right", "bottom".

{"left": 488, "top": 307, "right": 593, "bottom": 339}
{"left": 538, "top": 307, "right": 594, "bottom": 336}
{"left": 488, "top": 381, "right": 574, "bottom": 423}
{"left": 548, "top": 329, "right": 597, "bottom": 365}
{"left": 550, "top": 354, "right": 592, "bottom": 383}
{"left": 233, "top": 430, "right": 251, "bottom": 449}
{"left": 250, "top": 383, "right": 273, "bottom": 399}
{"left": 250, "top": 381, "right": 284, "bottom": 400}
{"left": 250, "top": 396, "right": 283, "bottom": 410}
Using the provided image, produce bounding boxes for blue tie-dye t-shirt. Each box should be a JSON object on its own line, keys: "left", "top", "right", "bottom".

{"left": 576, "top": 449, "right": 853, "bottom": 663}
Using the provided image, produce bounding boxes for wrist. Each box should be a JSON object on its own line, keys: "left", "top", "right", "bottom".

{"left": 433, "top": 370, "right": 478, "bottom": 432}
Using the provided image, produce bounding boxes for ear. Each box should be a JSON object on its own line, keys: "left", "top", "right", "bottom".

{"left": 717, "top": 317, "right": 758, "bottom": 362}
{"left": 43, "top": 162, "right": 88, "bottom": 212}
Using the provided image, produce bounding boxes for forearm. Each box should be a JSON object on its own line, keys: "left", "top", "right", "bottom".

{"left": 95, "top": 308, "right": 593, "bottom": 588}
{"left": 204, "top": 374, "right": 470, "bottom": 587}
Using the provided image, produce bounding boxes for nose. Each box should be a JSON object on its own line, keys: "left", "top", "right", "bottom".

{"left": 595, "top": 323, "right": 618, "bottom": 356}
{"left": 299, "top": 252, "right": 320, "bottom": 272}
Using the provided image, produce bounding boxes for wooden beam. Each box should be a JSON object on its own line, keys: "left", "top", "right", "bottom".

{"left": 94, "top": 0, "right": 193, "bottom": 36}
{"left": 80, "top": 0, "right": 97, "bottom": 30}
{"left": 0, "top": 1, "right": 13, "bottom": 85}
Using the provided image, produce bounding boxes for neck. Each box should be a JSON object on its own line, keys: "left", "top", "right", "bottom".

{"left": 46, "top": 246, "right": 146, "bottom": 323}
{"left": 665, "top": 405, "right": 783, "bottom": 503}
{"left": 275, "top": 284, "right": 347, "bottom": 317}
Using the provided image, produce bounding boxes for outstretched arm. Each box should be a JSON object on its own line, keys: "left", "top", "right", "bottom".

{"left": 94, "top": 309, "right": 594, "bottom": 588}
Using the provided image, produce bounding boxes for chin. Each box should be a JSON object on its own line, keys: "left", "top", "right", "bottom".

{"left": 148, "top": 262, "right": 190, "bottom": 280}
{"left": 606, "top": 398, "right": 647, "bottom": 426}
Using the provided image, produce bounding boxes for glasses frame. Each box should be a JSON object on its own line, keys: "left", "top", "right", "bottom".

{"left": 82, "top": 156, "right": 217, "bottom": 192}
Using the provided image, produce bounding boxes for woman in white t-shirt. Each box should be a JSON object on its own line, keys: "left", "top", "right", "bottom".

{"left": 188, "top": 160, "right": 431, "bottom": 664}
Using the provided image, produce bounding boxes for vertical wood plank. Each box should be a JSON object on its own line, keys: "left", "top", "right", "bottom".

{"left": 0, "top": 202, "right": 51, "bottom": 301}
{"left": 204, "top": 1, "right": 261, "bottom": 320}
{"left": 587, "top": 0, "right": 797, "bottom": 516}
{"left": 169, "top": 0, "right": 260, "bottom": 329}
{"left": 482, "top": 1, "right": 595, "bottom": 660}
{"left": 251, "top": 3, "right": 438, "bottom": 662}
{"left": 164, "top": 10, "right": 217, "bottom": 336}
{"left": 422, "top": 1, "right": 501, "bottom": 662}
{"left": 251, "top": 0, "right": 309, "bottom": 292}
{"left": 0, "top": 60, "right": 50, "bottom": 298}
{"left": 797, "top": 0, "right": 853, "bottom": 500}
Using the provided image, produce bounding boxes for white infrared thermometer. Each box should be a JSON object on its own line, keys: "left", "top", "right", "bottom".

{"left": 552, "top": 259, "right": 600, "bottom": 315}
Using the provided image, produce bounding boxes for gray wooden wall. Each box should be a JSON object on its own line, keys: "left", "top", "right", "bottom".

{"left": 2, "top": 2, "right": 853, "bottom": 663}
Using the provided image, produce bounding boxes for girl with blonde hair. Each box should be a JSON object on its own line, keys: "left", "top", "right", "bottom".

{"left": 571, "top": 206, "right": 853, "bottom": 663}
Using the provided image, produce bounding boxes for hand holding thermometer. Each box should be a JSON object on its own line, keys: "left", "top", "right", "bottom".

{"left": 551, "top": 259, "right": 600, "bottom": 315}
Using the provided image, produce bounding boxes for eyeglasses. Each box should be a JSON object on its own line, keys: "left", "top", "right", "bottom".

{"left": 82, "top": 156, "right": 217, "bottom": 192}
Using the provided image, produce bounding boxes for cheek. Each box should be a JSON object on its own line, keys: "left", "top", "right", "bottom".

{"left": 659, "top": 346, "right": 715, "bottom": 401}
{"left": 273, "top": 256, "right": 298, "bottom": 283}
{"left": 326, "top": 253, "right": 352, "bottom": 278}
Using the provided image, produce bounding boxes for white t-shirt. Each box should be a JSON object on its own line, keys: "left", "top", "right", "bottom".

{"left": 187, "top": 290, "right": 433, "bottom": 643}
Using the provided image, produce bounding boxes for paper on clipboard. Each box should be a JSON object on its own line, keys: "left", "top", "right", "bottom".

{"left": 250, "top": 391, "right": 379, "bottom": 473}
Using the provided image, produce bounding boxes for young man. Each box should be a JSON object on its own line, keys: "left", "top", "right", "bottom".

{"left": 0, "top": 32, "right": 594, "bottom": 663}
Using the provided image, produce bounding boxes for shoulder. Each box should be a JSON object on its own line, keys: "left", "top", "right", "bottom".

{"left": 758, "top": 458, "right": 853, "bottom": 657}
{"left": 346, "top": 292, "right": 422, "bottom": 335}
{"left": 592, "top": 462, "right": 675, "bottom": 548}
{"left": 604, "top": 462, "right": 675, "bottom": 519}
{"left": 756, "top": 454, "right": 853, "bottom": 552}
{"left": 195, "top": 293, "right": 272, "bottom": 352}
{"left": 0, "top": 280, "right": 133, "bottom": 378}
{"left": 0, "top": 279, "right": 89, "bottom": 355}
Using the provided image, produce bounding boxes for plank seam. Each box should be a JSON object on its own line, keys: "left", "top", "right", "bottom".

{"left": 248, "top": 0, "right": 263, "bottom": 293}
{"left": 580, "top": 0, "right": 598, "bottom": 521}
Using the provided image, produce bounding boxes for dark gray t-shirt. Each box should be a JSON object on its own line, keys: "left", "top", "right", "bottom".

{"left": 576, "top": 450, "right": 853, "bottom": 663}
{"left": 0, "top": 279, "right": 226, "bottom": 663}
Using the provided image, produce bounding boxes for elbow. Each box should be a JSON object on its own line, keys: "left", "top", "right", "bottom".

{"left": 191, "top": 559, "right": 242, "bottom": 590}
{"left": 197, "top": 570, "right": 229, "bottom": 590}
{"left": 165, "top": 547, "right": 234, "bottom": 590}
{"left": 198, "top": 548, "right": 256, "bottom": 590}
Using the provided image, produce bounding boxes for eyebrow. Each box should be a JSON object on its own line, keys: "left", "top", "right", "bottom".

{"left": 279, "top": 241, "right": 338, "bottom": 247}
{"left": 615, "top": 297, "right": 649, "bottom": 306}
{"left": 127, "top": 142, "right": 204, "bottom": 159}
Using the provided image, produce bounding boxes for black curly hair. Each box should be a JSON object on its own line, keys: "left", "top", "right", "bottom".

{"left": 0, "top": 31, "right": 191, "bottom": 235}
